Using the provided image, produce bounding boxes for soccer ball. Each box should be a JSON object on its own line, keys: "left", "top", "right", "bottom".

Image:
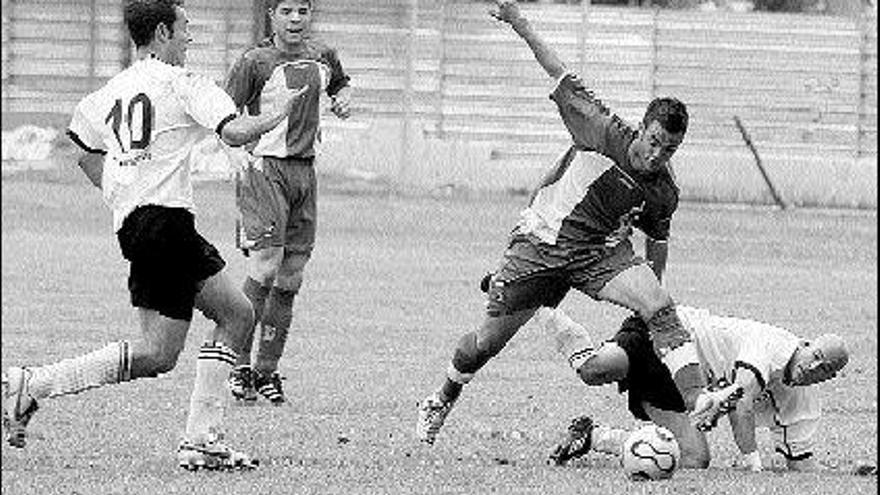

{"left": 621, "top": 424, "right": 681, "bottom": 481}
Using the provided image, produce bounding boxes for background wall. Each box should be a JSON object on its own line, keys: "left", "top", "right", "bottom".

{"left": 1, "top": 0, "right": 876, "bottom": 207}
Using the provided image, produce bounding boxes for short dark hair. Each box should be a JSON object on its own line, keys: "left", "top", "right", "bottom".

{"left": 124, "top": 0, "right": 182, "bottom": 48}
{"left": 643, "top": 97, "right": 689, "bottom": 135}
{"left": 266, "top": 0, "right": 312, "bottom": 11}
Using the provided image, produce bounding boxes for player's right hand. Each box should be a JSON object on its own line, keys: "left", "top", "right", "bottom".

{"left": 691, "top": 384, "right": 744, "bottom": 432}
{"left": 489, "top": 0, "right": 523, "bottom": 24}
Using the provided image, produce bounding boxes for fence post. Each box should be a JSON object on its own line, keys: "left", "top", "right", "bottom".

{"left": 120, "top": 1, "right": 131, "bottom": 68}
{"left": 399, "top": 0, "right": 418, "bottom": 186}
{"left": 437, "top": 0, "right": 448, "bottom": 139}
{"left": 579, "top": 0, "right": 590, "bottom": 77}
{"left": 89, "top": 0, "right": 98, "bottom": 89}
{"left": 252, "top": 0, "right": 268, "bottom": 45}
{"left": 856, "top": 14, "right": 868, "bottom": 159}
{"left": 650, "top": 6, "right": 658, "bottom": 100}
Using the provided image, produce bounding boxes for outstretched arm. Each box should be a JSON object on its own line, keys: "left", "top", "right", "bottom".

{"left": 490, "top": 0, "right": 567, "bottom": 80}
{"left": 219, "top": 85, "right": 309, "bottom": 147}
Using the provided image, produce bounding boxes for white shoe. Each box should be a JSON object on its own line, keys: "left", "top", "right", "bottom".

{"left": 2, "top": 367, "right": 39, "bottom": 448}
{"left": 178, "top": 433, "right": 258, "bottom": 471}
{"left": 416, "top": 393, "right": 456, "bottom": 445}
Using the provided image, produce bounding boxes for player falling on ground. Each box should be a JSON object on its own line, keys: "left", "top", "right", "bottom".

{"left": 1, "top": 0, "right": 306, "bottom": 470}
{"left": 223, "top": 0, "right": 351, "bottom": 406}
{"left": 416, "top": 0, "right": 717, "bottom": 445}
{"left": 540, "top": 306, "right": 849, "bottom": 472}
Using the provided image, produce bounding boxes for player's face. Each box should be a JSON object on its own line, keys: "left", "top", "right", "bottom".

{"left": 271, "top": 1, "right": 312, "bottom": 47}
{"left": 164, "top": 6, "right": 191, "bottom": 66}
{"left": 628, "top": 120, "right": 684, "bottom": 174}
{"left": 788, "top": 341, "right": 840, "bottom": 386}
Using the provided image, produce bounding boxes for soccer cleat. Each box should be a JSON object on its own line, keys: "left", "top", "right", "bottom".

{"left": 177, "top": 435, "right": 259, "bottom": 471}
{"left": 416, "top": 393, "right": 456, "bottom": 445}
{"left": 693, "top": 384, "right": 745, "bottom": 432}
{"left": 228, "top": 366, "right": 257, "bottom": 404}
{"left": 549, "top": 415, "right": 595, "bottom": 466}
{"left": 1, "top": 367, "right": 40, "bottom": 448}
{"left": 253, "top": 371, "right": 286, "bottom": 405}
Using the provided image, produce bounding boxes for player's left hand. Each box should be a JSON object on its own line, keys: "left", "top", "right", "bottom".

{"left": 735, "top": 451, "right": 763, "bottom": 472}
{"left": 330, "top": 88, "right": 351, "bottom": 119}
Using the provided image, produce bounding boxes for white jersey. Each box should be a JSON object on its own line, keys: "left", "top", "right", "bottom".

{"left": 678, "top": 305, "right": 821, "bottom": 454}
{"left": 67, "top": 58, "right": 237, "bottom": 232}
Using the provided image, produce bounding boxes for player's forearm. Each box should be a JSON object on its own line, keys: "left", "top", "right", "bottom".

{"left": 220, "top": 111, "right": 287, "bottom": 148}
{"left": 645, "top": 238, "right": 668, "bottom": 282}
{"left": 508, "top": 17, "right": 567, "bottom": 80}
{"left": 76, "top": 152, "right": 104, "bottom": 189}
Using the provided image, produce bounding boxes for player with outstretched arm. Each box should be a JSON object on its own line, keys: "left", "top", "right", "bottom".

{"left": 223, "top": 0, "right": 352, "bottom": 406}
{"left": 416, "top": 0, "right": 722, "bottom": 445}
{"left": 2, "top": 0, "right": 305, "bottom": 470}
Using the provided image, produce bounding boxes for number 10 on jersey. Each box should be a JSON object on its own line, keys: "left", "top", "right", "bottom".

{"left": 105, "top": 93, "right": 154, "bottom": 153}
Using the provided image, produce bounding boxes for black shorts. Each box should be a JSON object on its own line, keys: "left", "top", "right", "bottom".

{"left": 117, "top": 205, "right": 225, "bottom": 321}
{"left": 613, "top": 315, "right": 686, "bottom": 421}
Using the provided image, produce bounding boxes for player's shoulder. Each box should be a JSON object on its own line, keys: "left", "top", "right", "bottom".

{"left": 237, "top": 42, "right": 279, "bottom": 65}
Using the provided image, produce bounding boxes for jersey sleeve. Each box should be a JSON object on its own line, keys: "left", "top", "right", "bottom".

{"left": 322, "top": 46, "right": 350, "bottom": 97}
{"left": 176, "top": 72, "right": 238, "bottom": 134}
{"left": 732, "top": 337, "right": 774, "bottom": 391}
{"left": 66, "top": 97, "right": 107, "bottom": 154}
{"left": 549, "top": 72, "right": 633, "bottom": 161}
{"left": 224, "top": 53, "right": 257, "bottom": 111}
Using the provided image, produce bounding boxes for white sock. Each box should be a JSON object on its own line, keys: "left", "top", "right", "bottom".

{"left": 537, "top": 308, "right": 596, "bottom": 370}
{"left": 592, "top": 425, "right": 630, "bottom": 457}
{"left": 184, "top": 341, "right": 237, "bottom": 444}
{"left": 27, "top": 342, "right": 132, "bottom": 400}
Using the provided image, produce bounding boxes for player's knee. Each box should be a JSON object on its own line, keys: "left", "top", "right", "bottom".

{"left": 141, "top": 345, "right": 182, "bottom": 376}
{"left": 276, "top": 250, "right": 311, "bottom": 292}
{"left": 452, "top": 332, "right": 501, "bottom": 374}
{"left": 274, "top": 270, "right": 304, "bottom": 293}
{"left": 577, "top": 361, "right": 624, "bottom": 385}
{"left": 249, "top": 248, "right": 284, "bottom": 285}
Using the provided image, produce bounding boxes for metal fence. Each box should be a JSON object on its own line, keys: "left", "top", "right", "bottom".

{"left": 1, "top": 0, "right": 877, "bottom": 162}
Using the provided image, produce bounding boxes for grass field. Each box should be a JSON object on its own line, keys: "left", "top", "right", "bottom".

{"left": 1, "top": 170, "right": 877, "bottom": 494}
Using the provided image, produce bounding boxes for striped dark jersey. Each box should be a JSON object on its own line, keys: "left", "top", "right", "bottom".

{"left": 516, "top": 73, "right": 679, "bottom": 250}
{"left": 224, "top": 38, "right": 350, "bottom": 159}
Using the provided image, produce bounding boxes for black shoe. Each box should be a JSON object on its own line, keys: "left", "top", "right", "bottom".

{"left": 228, "top": 366, "right": 257, "bottom": 403}
{"left": 549, "top": 416, "right": 594, "bottom": 466}
{"left": 254, "top": 371, "right": 286, "bottom": 405}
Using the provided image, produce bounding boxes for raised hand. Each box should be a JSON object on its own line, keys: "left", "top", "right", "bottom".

{"left": 489, "top": 0, "right": 523, "bottom": 25}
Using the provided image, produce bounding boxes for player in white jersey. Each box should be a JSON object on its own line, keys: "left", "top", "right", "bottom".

{"left": 539, "top": 306, "right": 848, "bottom": 472}
{"left": 1, "top": 0, "right": 305, "bottom": 471}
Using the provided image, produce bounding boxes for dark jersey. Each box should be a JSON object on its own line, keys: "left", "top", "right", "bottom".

{"left": 224, "top": 38, "right": 350, "bottom": 159}
{"left": 516, "top": 73, "right": 679, "bottom": 250}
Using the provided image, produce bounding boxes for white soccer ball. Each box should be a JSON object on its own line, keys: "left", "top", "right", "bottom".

{"left": 621, "top": 424, "right": 681, "bottom": 481}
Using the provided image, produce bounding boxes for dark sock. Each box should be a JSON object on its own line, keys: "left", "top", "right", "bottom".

{"left": 240, "top": 277, "right": 271, "bottom": 366}
{"left": 255, "top": 287, "right": 296, "bottom": 374}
